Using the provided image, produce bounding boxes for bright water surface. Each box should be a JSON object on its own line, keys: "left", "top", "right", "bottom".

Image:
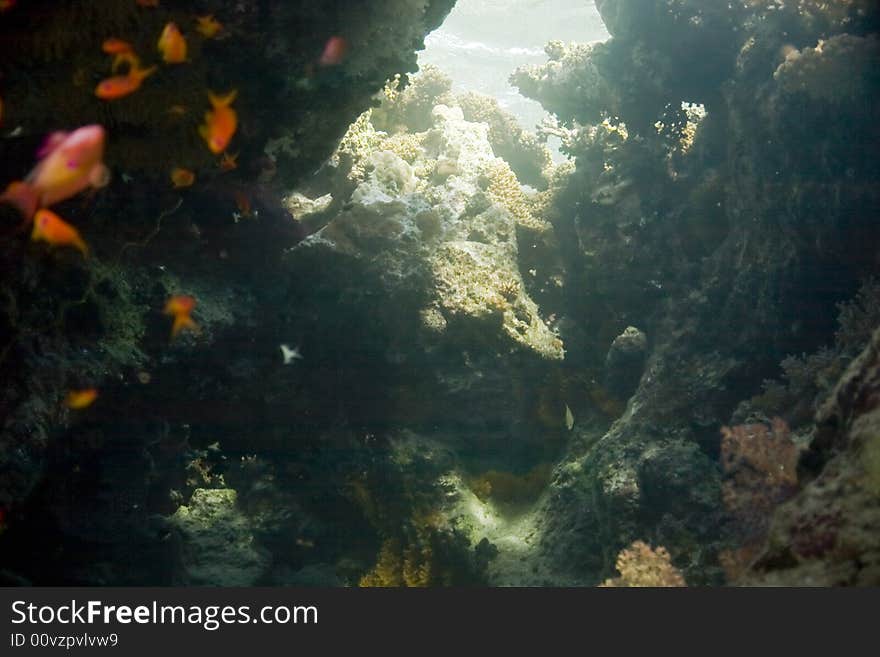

{"left": 419, "top": 0, "right": 609, "bottom": 159}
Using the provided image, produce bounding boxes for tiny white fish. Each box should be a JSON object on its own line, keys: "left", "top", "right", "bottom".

{"left": 564, "top": 404, "right": 574, "bottom": 431}
{"left": 280, "top": 343, "right": 303, "bottom": 365}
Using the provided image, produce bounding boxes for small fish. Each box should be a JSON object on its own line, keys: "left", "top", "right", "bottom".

{"left": 319, "top": 36, "right": 348, "bottom": 67}
{"left": 170, "top": 167, "right": 195, "bottom": 188}
{"left": 102, "top": 38, "right": 134, "bottom": 55}
{"left": 564, "top": 404, "right": 574, "bottom": 431}
{"left": 199, "top": 89, "right": 237, "bottom": 154}
{"left": 164, "top": 295, "right": 198, "bottom": 338}
{"left": 32, "top": 209, "right": 89, "bottom": 256}
{"left": 195, "top": 15, "right": 223, "bottom": 39}
{"left": 218, "top": 151, "right": 238, "bottom": 171}
{"left": 65, "top": 388, "right": 98, "bottom": 409}
{"left": 158, "top": 22, "right": 187, "bottom": 63}
{"left": 5, "top": 125, "right": 109, "bottom": 218}
{"left": 168, "top": 104, "right": 188, "bottom": 116}
{"left": 136, "top": 0, "right": 159, "bottom": 6}
{"left": 0, "top": 0, "right": 16, "bottom": 13}
{"left": 111, "top": 51, "right": 142, "bottom": 74}
{"left": 280, "top": 344, "right": 303, "bottom": 365}
{"left": 95, "top": 64, "right": 156, "bottom": 100}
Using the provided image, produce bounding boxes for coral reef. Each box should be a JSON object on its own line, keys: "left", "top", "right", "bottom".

{"left": 0, "top": 0, "right": 877, "bottom": 588}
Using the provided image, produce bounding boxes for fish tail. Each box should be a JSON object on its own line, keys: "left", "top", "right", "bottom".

{"left": 209, "top": 88, "right": 237, "bottom": 107}
{"left": 134, "top": 65, "right": 158, "bottom": 82}
{"left": 73, "top": 236, "right": 89, "bottom": 257}
{"left": 112, "top": 52, "right": 140, "bottom": 73}
{"left": 171, "top": 315, "right": 198, "bottom": 338}
{"left": 0, "top": 180, "right": 38, "bottom": 222}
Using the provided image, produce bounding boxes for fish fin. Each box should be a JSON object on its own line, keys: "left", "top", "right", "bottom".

{"left": 74, "top": 237, "right": 89, "bottom": 257}
{"left": 112, "top": 52, "right": 140, "bottom": 73}
{"left": 36, "top": 132, "right": 68, "bottom": 158}
{"left": 171, "top": 315, "right": 198, "bottom": 338}
{"left": 209, "top": 89, "right": 237, "bottom": 107}
{"left": 0, "top": 180, "right": 38, "bottom": 221}
{"left": 136, "top": 65, "right": 158, "bottom": 82}
{"left": 89, "top": 163, "right": 111, "bottom": 189}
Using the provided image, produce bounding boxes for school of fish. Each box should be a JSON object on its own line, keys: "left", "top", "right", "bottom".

{"left": 0, "top": 7, "right": 351, "bottom": 469}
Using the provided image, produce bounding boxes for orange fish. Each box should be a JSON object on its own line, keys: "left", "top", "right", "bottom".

{"left": 195, "top": 15, "right": 222, "bottom": 39}
{"left": 218, "top": 151, "right": 238, "bottom": 171}
{"left": 199, "top": 89, "right": 237, "bottom": 154}
{"left": 319, "top": 36, "right": 348, "bottom": 67}
{"left": 32, "top": 209, "right": 88, "bottom": 256}
{"left": 0, "top": 0, "right": 16, "bottom": 13}
{"left": 111, "top": 51, "right": 142, "bottom": 74}
{"left": 168, "top": 104, "right": 188, "bottom": 115}
{"left": 103, "top": 39, "right": 139, "bottom": 73}
{"left": 164, "top": 295, "right": 198, "bottom": 338}
{"left": 170, "top": 167, "right": 195, "bottom": 188}
{"left": 158, "top": 22, "right": 187, "bottom": 63}
{"left": 102, "top": 38, "right": 134, "bottom": 55}
{"left": 95, "top": 64, "right": 156, "bottom": 100}
{"left": 65, "top": 388, "right": 98, "bottom": 409}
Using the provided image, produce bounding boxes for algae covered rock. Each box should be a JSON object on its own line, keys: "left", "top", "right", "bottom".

{"left": 288, "top": 100, "right": 562, "bottom": 363}
{"left": 169, "top": 488, "right": 269, "bottom": 586}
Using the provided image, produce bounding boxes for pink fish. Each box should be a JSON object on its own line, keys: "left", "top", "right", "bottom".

{"left": 0, "top": 125, "right": 110, "bottom": 220}
{"left": 318, "top": 36, "right": 348, "bottom": 67}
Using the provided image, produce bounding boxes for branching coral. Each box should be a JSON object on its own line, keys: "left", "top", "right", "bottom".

{"left": 370, "top": 65, "right": 455, "bottom": 133}
{"left": 358, "top": 537, "right": 433, "bottom": 587}
{"left": 511, "top": 41, "right": 616, "bottom": 127}
{"left": 745, "top": 280, "right": 880, "bottom": 427}
{"left": 483, "top": 160, "right": 550, "bottom": 233}
{"left": 457, "top": 91, "right": 550, "bottom": 188}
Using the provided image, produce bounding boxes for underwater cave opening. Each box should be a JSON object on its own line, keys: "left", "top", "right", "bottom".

{"left": 418, "top": 0, "right": 609, "bottom": 161}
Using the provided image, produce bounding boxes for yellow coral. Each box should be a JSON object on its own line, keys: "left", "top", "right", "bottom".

{"left": 484, "top": 160, "right": 550, "bottom": 233}
{"left": 358, "top": 534, "right": 433, "bottom": 587}
{"left": 600, "top": 541, "right": 686, "bottom": 587}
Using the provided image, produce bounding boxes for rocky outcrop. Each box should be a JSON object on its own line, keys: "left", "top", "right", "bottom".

{"left": 514, "top": 0, "right": 880, "bottom": 583}
{"left": 745, "top": 328, "right": 880, "bottom": 585}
